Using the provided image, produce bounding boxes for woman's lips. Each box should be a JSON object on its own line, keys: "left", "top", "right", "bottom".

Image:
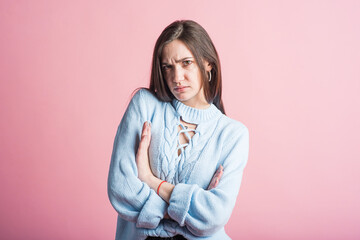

{"left": 174, "top": 86, "right": 189, "bottom": 92}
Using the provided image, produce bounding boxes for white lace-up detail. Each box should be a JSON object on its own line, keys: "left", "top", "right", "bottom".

{"left": 176, "top": 123, "right": 199, "bottom": 157}
{"left": 158, "top": 98, "right": 222, "bottom": 184}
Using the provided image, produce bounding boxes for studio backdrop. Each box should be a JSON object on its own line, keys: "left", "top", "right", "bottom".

{"left": 0, "top": 0, "right": 359, "bottom": 239}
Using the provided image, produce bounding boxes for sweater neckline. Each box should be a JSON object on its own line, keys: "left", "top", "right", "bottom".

{"left": 171, "top": 98, "right": 222, "bottom": 124}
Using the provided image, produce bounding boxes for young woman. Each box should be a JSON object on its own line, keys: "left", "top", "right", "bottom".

{"left": 108, "top": 20, "right": 249, "bottom": 240}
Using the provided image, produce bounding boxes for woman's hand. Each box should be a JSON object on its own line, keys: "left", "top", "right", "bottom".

{"left": 136, "top": 121, "right": 175, "bottom": 204}
{"left": 136, "top": 121, "right": 154, "bottom": 182}
{"left": 207, "top": 165, "right": 224, "bottom": 190}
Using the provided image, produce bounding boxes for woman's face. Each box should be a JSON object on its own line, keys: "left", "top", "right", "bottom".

{"left": 161, "top": 39, "right": 212, "bottom": 109}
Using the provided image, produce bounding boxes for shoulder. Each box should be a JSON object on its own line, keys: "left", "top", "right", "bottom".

{"left": 217, "top": 115, "right": 249, "bottom": 139}
{"left": 128, "top": 88, "right": 167, "bottom": 119}
{"left": 128, "top": 88, "right": 162, "bottom": 109}
{"left": 216, "top": 116, "right": 250, "bottom": 166}
{"left": 131, "top": 88, "right": 159, "bottom": 103}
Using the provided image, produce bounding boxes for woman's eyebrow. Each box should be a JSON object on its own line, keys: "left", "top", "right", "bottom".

{"left": 161, "top": 57, "right": 194, "bottom": 65}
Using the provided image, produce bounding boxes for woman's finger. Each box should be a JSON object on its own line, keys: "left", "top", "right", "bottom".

{"left": 147, "top": 121, "right": 151, "bottom": 143}
{"left": 213, "top": 165, "right": 223, "bottom": 178}
{"left": 141, "top": 121, "right": 147, "bottom": 138}
{"left": 208, "top": 174, "right": 219, "bottom": 190}
{"left": 207, "top": 178, "right": 215, "bottom": 190}
{"left": 141, "top": 121, "right": 151, "bottom": 143}
{"left": 137, "top": 122, "right": 150, "bottom": 155}
{"left": 217, "top": 165, "right": 224, "bottom": 179}
{"left": 207, "top": 165, "right": 224, "bottom": 190}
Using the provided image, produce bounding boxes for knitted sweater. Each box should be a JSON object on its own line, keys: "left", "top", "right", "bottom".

{"left": 107, "top": 88, "right": 249, "bottom": 240}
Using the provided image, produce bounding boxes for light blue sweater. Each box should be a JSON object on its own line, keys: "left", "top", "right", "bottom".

{"left": 108, "top": 89, "right": 249, "bottom": 240}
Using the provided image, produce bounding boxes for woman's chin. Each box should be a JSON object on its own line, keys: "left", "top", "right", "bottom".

{"left": 173, "top": 93, "right": 190, "bottom": 102}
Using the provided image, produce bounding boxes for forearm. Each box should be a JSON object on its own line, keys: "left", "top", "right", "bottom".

{"left": 146, "top": 175, "right": 175, "bottom": 204}
{"left": 137, "top": 121, "right": 175, "bottom": 204}
{"left": 108, "top": 91, "right": 169, "bottom": 229}
{"left": 144, "top": 164, "right": 223, "bottom": 202}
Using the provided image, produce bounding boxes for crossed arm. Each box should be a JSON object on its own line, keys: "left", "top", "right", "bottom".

{"left": 108, "top": 90, "right": 249, "bottom": 236}
{"left": 135, "top": 121, "right": 224, "bottom": 205}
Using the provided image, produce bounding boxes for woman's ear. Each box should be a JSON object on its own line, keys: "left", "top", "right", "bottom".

{"left": 203, "top": 60, "right": 212, "bottom": 72}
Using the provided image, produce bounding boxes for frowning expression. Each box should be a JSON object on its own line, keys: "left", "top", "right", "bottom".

{"left": 161, "top": 39, "right": 211, "bottom": 108}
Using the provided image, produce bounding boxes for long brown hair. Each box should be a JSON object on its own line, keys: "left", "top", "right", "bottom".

{"left": 148, "top": 19, "right": 225, "bottom": 114}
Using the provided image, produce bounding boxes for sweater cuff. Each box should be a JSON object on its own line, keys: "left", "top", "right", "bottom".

{"left": 136, "top": 190, "right": 168, "bottom": 229}
{"left": 167, "top": 183, "right": 197, "bottom": 226}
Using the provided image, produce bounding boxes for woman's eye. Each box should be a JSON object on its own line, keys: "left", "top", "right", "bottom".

{"left": 183, "top": 60, "right": 192, "bottom": 66}
{"left": 162, "top": 65, "right": 170, "bottom": 71}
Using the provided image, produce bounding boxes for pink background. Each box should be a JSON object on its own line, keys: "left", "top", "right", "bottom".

{"left": 1, "top": 0, "right": 359, "bottom": 239}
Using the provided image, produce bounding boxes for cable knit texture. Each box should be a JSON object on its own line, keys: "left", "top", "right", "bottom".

{"left": 107, "top": 89, "right": 249, "bottom": 240}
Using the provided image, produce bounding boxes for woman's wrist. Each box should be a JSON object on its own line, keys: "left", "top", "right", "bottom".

{"left": 145, "top": 175, "right": 162, "bottom": 191}
{"left": 145, "top": 175, "right": 174, "bottom": 204}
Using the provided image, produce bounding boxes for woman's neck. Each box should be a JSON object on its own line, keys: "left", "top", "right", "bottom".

{"left": 179, "top": 98, "right": 211, "bottom": 110}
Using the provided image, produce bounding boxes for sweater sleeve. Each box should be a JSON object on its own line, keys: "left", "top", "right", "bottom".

{"left": 167, "top": 125, "right": 250, "bottom": 237}
{"left": 107, "top": 89, "right": 168, "bottom": 229}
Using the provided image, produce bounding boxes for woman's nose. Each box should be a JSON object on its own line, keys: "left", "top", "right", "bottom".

{"left": 173, "top": 67, "right": 184, "bottom": 83}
